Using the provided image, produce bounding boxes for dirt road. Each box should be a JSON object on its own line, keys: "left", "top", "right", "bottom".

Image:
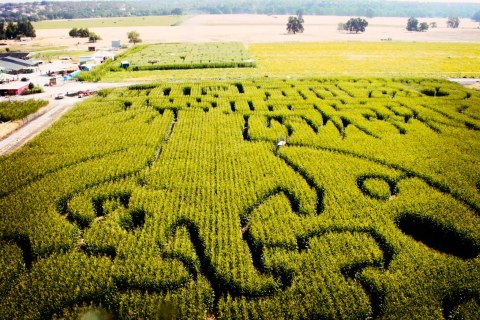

{"left": 0, "top": 82, "right": 130, "bottom": 156}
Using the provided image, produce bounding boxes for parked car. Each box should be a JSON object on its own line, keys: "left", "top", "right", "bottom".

{"left": 55, "top": 93, "right": 64, "bottom": 100}
{"left": 21, "top": 77, "right": 29, "bottom": 82}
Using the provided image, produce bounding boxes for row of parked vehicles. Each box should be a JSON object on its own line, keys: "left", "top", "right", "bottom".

{"left": 55, "top": 90, "right": 95, "bottom": 100}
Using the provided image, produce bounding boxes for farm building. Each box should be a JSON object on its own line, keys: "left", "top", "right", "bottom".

{"left": 0, "top": 52, "right": 29, "bottom": 60}
{"left": 0, "top": 82, "right": 29, "bottom": 96}
{"left": 0, "top": 56, "right": 36, "bottom": 74}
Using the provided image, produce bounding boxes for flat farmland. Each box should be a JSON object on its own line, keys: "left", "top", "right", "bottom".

{"left": 122, "top": 42, "right": 254, "bottom": 70}
{"left": 98, "top": 42, "right": 480, "bottom": 82}
{"left": 23, "top": 15, "right": 480, "bottom": 52}
{"left": 250, "top": 42, "right": 480, "bottom": 77}
{"left": 33, "top": 15, "right": 189, "bottom": 29}
{"left": 0, "top": 78, "right": 479, "bottom": 319}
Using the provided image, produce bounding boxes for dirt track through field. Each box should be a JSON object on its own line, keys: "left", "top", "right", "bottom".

{"left": 0, "top": 82, "right": 131, "bottom": 156}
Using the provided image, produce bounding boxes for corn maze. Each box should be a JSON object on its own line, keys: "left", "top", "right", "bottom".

{"left": 120, "top": 42, "right": 255, "bottom": 71}
{"left": 0, "top": 78, "right": 479, "bottom": 319}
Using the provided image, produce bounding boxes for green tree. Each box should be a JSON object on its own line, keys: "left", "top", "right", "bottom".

{"left": 419, "top": 22, "right": 429, "bottom": 32}
{"left": 286, "top": 14, "right": 304, "bottom": 34}
{"left": 127, "top": 31, "right": 142, "bottom": 44}
{"left": 88, "top": 32, "right": 101, "bottom": 43}
{"left": 16, "top": 19, "right": 35, "bottom": 38}
{"left": 78, "top": 28, "right": 90, "bottom": 37}
{"left": 69, "top": 27, "right": 78, "bottom": 37}
{"left": 0, "top": 22, "right": 5, "bottom": 40}
{"left": 171, "top": 8, "right": 182, "bottom": 15}
{"left": 5, "top": 22, "right": 17, "bottom": 39}
{"left": 447, "top": 17, "right": 460, "bottom": 28}
{"left": 69, "top": 28, "right": 90, "bottom": 38}
{"left": 343, "top": 17, "right": 368, "bottom": 33}
{"left": 406, "top": 17, "right": 419, "bottom": 31}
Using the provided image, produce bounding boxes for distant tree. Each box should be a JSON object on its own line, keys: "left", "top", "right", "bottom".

{"left": 337, "top": 22, "right": 345, "bottom": 31}
{"left": 78, "top": 28, "right": 90, "bottom": 37}
{"left": 88, "top": 32, "right": 101, "bottom": 42}
{"left": 447, "top": 17, "right": 460, "bottom": 28}
{"left": 418, "top": 22, "right": 429, "bottom": 32}
{"left": 365, "top": 8, "right": 374, "bottom": 18}
{"left": 69, "top": 28, "right": 90, "bottom": 38}
{"left": 171, "top": 8, "right": 182, "bottom": 15}
{"left": 16, "top": 19, "right": 35, "bottom": 37}
{"left": 0, "top": 22, "right": 5, "bottom": 40}
{"left": 429, "top": 22, "right": 437, "bottom": 28}
{"left": 5, "top": 22, "right": 17, "bottom": 39}
{"left": 473, "top": 10, "right": 480, "bottom": 22}
{"left": 406, "top": 17, "right": 419, "bottom": 31}
{"left": 286, "top": 14, "right": 304, "bottom": 34}
{"left": 28, "top": 82, "right": 34, "bottom": 90}
{"left": 127, "top": 31, "right": 142, "bottom": 44}
{"left": 69, "top": 27, "right": 78, "bottom": 37}
{"left": 343, "top": 17, "right": 368, "bottom": 33}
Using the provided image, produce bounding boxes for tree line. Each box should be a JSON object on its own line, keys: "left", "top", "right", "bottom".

{"left": 1, "top": 1, "right": 480, "bottom": 22}
{"left": 69, "top": 28, "right": 102, "bottom": 42}
{"left": 289, "top": 16, "right": 462, "bottom": 35}
{"left": 0, "top": 20, "right": 35, "bottom": 40}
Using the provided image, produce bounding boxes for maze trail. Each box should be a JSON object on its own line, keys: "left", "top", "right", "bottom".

{"left": 1, "top": 78, "right": 479, "bottom": 319}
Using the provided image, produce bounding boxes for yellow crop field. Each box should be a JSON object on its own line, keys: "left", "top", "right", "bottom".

{"left": 250, "top": 42, "right": 480, "bottom": 77}
{"left": 99, "top": 42, "right": 480, "bottom": 82}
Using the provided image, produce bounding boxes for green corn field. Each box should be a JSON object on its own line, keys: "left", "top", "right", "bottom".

{"left": 0, "top": 78, "right": 479, "bottom": 319}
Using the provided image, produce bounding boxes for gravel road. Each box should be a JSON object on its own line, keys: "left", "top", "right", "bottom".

{"left": 0, "top": 81, "right": 130, "bottom": 156}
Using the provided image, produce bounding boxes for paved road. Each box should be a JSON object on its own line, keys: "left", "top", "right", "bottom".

{"left": 0, "top": 81, "right": 130, "bottom": 156}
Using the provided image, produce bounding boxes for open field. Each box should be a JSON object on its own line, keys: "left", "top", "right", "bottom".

{"left": 0, "top": 78, "right": 479, "bottom": 319}
{"left": 30, "top": 49, "right": 92, "bottom": 63}
{"left": 10, "top": 15, "right": 479, "bottom": 53}
{"left": 121, "top": 42, "right": 254, "bottom": 70}
{"left": 33, "top": 15, "right": 189, "bottom": 30}
{"left": 97, "top": 42, "right": 480, "bottom": 82}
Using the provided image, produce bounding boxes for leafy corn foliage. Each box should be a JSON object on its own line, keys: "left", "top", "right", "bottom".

{"left": 119, "top": 42, "right": 254, "bottom": 71}
{"left": 0, "top": 99, "right": 48, "bottom": 122}
{"left": 0, "top": 78, "right": 479, "bottom": 319}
